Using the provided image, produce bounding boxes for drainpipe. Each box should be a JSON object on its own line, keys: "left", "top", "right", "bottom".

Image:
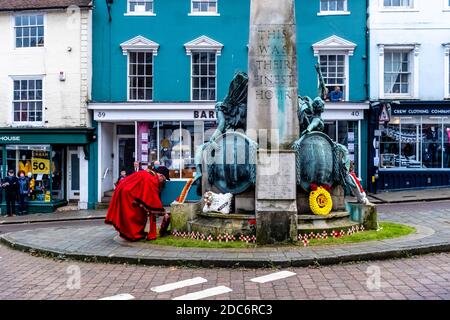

{"left": 364, "top": 0, "right": 370, "bottom": 101}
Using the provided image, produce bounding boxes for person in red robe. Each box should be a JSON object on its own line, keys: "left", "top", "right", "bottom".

{"left": 105, "top": 169, "right": 165, "bottom": 241}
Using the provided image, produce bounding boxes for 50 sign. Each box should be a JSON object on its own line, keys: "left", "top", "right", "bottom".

{"left": 32, "top": 158, "right": 50, "bottom": 174}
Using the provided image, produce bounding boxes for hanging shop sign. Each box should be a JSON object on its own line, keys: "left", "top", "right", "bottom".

{"left": 32, "top": 151, "right": 50, "bottom": 174}
{"left": 379, "top": 104, "right": 390, "bottom": 122}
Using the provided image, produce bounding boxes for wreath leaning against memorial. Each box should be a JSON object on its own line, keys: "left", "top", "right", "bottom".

{"left": 309, "top": 184, "right": 333, "bottom": 216}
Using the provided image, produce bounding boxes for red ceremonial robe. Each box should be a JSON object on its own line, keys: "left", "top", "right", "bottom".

{"left": 105, "top": 170, "right": 164, "bottom": 241}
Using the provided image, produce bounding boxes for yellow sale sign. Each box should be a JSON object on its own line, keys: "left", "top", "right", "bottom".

{"left": 32, "top": 158, "right": 50, "bottom": 174}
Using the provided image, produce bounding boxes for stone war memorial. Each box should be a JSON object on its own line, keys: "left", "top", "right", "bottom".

{"left": 105, "top": 0, "right": 377, "bottom": 246}
{"left": 169, "top": 0, "right": 378, "bottom": 245}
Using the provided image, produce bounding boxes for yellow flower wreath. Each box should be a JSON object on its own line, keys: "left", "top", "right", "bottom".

{"left": 309, "top": 187, "right": 333, "bottom": 216}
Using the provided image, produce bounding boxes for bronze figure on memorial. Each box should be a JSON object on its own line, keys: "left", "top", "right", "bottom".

{"left": 298, "top": 64, "right": 327, "bottom": 136}
{"left": 193, "top": 72, "right": 257, "bottom": 196}
{"left": 294, "top": 65, "right": 370, "bottom": 206}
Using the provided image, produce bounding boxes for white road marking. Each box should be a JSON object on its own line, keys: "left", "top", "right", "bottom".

{"left": 250, "top": 271, "right": 296, "bottom": 283}
{"left": 151, "top": 277, "right": 208, "bottom": 293}
{"left": 172, "top": 286, "right": 232, "bottom": 300}
{"left": 99, "top": 293, "right": 135, "bottom": 300}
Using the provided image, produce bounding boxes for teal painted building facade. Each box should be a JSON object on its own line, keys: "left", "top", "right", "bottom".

{"left": 90, "top": 0, "right": 369, "bottom": 206}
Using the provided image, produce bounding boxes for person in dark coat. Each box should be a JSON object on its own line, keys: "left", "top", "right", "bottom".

{"left": 2, "top": 170, "right": 19, "bottom": 217}
{"left": 152, "top": 161, "right": 170, "bottom": 181}
{"left": 17, "top": 171, "right": 30, "bottom": 215}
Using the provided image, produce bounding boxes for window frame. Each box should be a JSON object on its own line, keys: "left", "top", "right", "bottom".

{"left": 380, "top": 0, "right": 416, "bottom": 11}
{"left": 190, "top": 51, "right": 218, "bottom": 102}
{"left": 13, "top": 12, "right": 46, "bottom": 49}
{"left": 318, "top": 0, "right": 351, "bottom": 16}
{"left": 383, "top": 50, "right": 412, "bottom": 97}
{"left": 10, "top": 75, "right": 45, "bottom": 126}
{"left": 184, "top": 36, "right": 223, "bottom": 102}
{"left": 318, "top": 53, "right": 349, "bottom": 102}
{"left": 378, "top": 44, "right": 420, "bottom": 99}
{"left": 312, "top": 36, "right": 356, "bottom": 101}
{"left": 126, "top": 50, "right": 154, "bottom": 102}
{"left": 125, "top": 0, "right": 156, "bottom": 16}
{"left": 189, "top": 0, "right": 220, "bottom": 16}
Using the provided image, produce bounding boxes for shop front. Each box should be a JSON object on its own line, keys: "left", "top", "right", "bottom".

{"left": 0, "top": 128, "right": 95, "bottom": 213}
{"left": 91, "top": 103, "right": 217, "bottom": 206}
{"left": 91, "top": 102, "right": 368, "bottom": 206}
{"left": 368, "top": 101, "right": 450, "bottom": 192}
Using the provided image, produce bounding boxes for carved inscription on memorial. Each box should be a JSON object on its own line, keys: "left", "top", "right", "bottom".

{"left": 249, "top": 25, "right": 298, "bottom": 104}
{"left": 257, "top": 153, "right": 296, "bottom": 200}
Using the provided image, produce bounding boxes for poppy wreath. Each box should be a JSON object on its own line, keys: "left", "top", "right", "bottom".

{"left": 309, "top": 184, "right": 333, "bottom": 216}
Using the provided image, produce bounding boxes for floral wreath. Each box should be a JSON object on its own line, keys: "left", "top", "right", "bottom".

{"left": 309, "top": 184, "right": 333, "bottom": 216}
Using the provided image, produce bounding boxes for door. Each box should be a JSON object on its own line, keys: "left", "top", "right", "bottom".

{"left": 117, "top": 135, "right": 135, "bottom": 176}
{"left": 68, "top": 150, "right": 80, "bottom": 199}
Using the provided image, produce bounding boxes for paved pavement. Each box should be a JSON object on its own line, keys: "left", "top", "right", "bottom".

{"left": 370, "top": 187, "right": 450, "bottom": 203}
{"left": 0, "top": 187, "right": 448, "bottom": 227}
{"left": 0, "top": 209, "right": 107, "bottom": 225}
{"left": 2, "top": 201, "right": 450, "bottom": 268}
{"left": 1, "top": 201, "right": 450, "bottom": 300}
{"left": 0, "top": 243, "right": 449, "bottom": 300}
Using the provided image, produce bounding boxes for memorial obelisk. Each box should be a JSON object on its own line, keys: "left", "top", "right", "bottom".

{"left": 248, "top": 0, "right": 299, "bottom": 244}
{"left": 247, "top": 0, "right": 299, "bottom": 149}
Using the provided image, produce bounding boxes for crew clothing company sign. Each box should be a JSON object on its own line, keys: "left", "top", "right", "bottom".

{"left": 32, "top": 151, "right": 50, "bottom": 174}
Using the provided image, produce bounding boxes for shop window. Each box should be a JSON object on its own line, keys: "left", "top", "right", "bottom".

{"left": 191, "top": 51, "right": 216, "bottom": 101}
{"left": 14, "top": 14, "right": 44, "bottom": 48}
{"left": 143, "top": 121, "right": 217, "bottom": 179}
{"left": 379, "top": 117, "right": 450, "bottom": 170}
{"left": 384, "top": 50, "right": 411, "bottom": 96}
{"left": 323, "top": 120, "right": 359, "bottom": 174}
{"left": 324, "top": 121, "right": 337, "bottom": 141}
{"left": 13, "top": 78, "right": 43, "bottom": 123}
{"left": 51, "top": 146, "right": 65, "bottom": 201}
{"left": 444, "top": 122, "right": 450, "bottom": 168}
{"left": 339, "top": 121, "right": 359, "bottom": 173}
{"left": 422, "top": 120, "right": 443, "bottom": 169}
{"left": 319, "top": 54, "right": 346, "bottom": 101}
{"left": 5, "top": 145, "right": 52, "bottom": 202}
{"left": 158, "top": 121, "right": 180, "bottom": 179}
{"left": 128, "top": 51, "right": 153, "bottom": 101}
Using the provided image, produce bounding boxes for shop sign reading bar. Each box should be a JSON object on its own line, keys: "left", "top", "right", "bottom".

{"left": 193, "top": 110, "right": 216, "bottom": 119}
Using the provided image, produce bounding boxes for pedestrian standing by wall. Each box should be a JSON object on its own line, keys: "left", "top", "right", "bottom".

{"left": 17, "top": 171, "right": 30, "bottom": 215}
{"left": 1, "top": 170, "right": 19, "bottom": 217}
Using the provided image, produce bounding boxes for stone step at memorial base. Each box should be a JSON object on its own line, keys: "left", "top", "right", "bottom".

{"left": 189, "top": 212, "right": 256, "bottom": 237}
{"left": 297, "top": 211, "right": 360, "bottom": 234}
